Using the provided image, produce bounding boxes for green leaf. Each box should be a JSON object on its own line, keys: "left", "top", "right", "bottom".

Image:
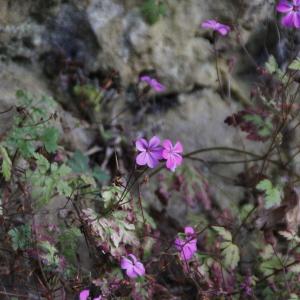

{"left": 239, "top": 203, "right": 254, "bottom": 221}
{"left": 33, "top": 152, "right": 50, "bottom": 172}
{"left": 27, "top": 154, "right": 72, "bottom": 207}
{"left": 289, "top": 57, "right": 300, "bottom": 70}
{"left": 0, "top": 146, "right": 12, "bottom": 181}
{"left": 265, "top": 55, "right": 278, "bottom": 74}
{"left": 73, "top": 84, "right": 103, "bottom": 112}
{"left": 221, "top": 241, "right": 240, "bottom": 269}
{"left": 289, "top": 293, "right": 300, "bottom": 300}
{"left": 258, "top": 127, "right": 271, "bottom": 137}
{"left": 278, "top": 230, "right": 300, "bottom": 243}
{"left": 92, "top": 166, "right": 109, "bottom": 182}
{"left": 3, "top": 90, "right": 59, "bottom": 157}
{"left": 68, "top": 151, "right": 109, "bottom": 182}
{"left": 102, "top": 185, "right": 127, "bottom": 209}
{"left": 39, "top": 241, "right": 59, "bottom": 267}
{"left": 81, "top": 207, "right": 139, "bottom": 257}
{"left": 289, "top": 263, "right": 300, "bottom": 274}
{"left": 243, "top": 114, "right": 273, "bottom": 138}
{"left": 68, "top": 150, "right": 89, "bottom": 173}
{"left": 140, "top": 0, "right": 166, "bottom": 25}
{"left": 58, "top": 227, "right": 81, "bottom": 264}
{"left": 41, "top": 127, "right": 59, "bottom": 153}
{"left": 212, "top": 226, "right": 232, "bottom": 241}
{"left": 256, "top": 179, "right": 281, "bottom": 208}
{"left": 8, "top": 224, "right": 31, "bottom": 251}
{"left": 18, "top": 140, "right": 36, "bottom": 157}
{"left": 243, "top": 114, "right": 263, "bottom": 125}
{"left": 260, "top": 256, "right": 282, "bottom": 276}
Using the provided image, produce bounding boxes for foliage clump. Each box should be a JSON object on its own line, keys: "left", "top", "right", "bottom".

{"left": 4, "top": 2, "right": 300, "bottom": 298}
{"left": 140, "top": 0, "right": 166, "bottom": 25}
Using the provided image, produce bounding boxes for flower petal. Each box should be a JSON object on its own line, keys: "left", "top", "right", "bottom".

{"left": 121, "top": 257, "right": 133, "bottom": 270}
{"left": 79, "top": 290, "right": 90, "bottom": 300}
{"left": 162, "top": 149, "right": 170, "bottom": 160}
{"left": 136, "top": 152, "right": 148, "bottom": 166}
{"left": 149, "top": 136, "right": 161, "bottom": 148}
{"left": 133, "top": 262, "right": 145, "bottom": 276}
{"left": 147, "top": 152, "right": 159, "bottom": 168}
{"left": 216, "top": 24, "right": 230, "bottom": 36}
{"left": 293, "top": 12, "right": 300, "bottom": 28}
{"left": 128, "top": 254, "right": 138, "bottom": 264}
{"left": 174, "top": 238, "right": 185, "bottom": 249}
{"left": 166, "top": 156, "right": 177, "bottom": 171}
{"left": 150, "top": 148, "right": 163, "bottom": 160}
{"left": 282, "top": 12, "right": 295, "bottom": 27}
{"left": 162, "top": 139, "right": 173, "bottom": 151}
{"left": 173, "top": 141, "right": 183, "bottom": 153}
{"left": 201, "top": 19, "right": 218, "bottom": 30}
{"left": 181, "top": 243, "right": 197, "bottom": 260}
{"left": 125, "top": 265, "right": 136, "bottom": 278}
{"left": 136, "top": 138, "right": 148, "bottom": 151}
{"left": 140, "top": 75, "right": 151, "bottom": 83}
{"left": 172, "top": 153, "right": 182, "bottom": 166}
{"left": 152, "top": 80, "right": 165, "bottom": 92}
{"left": 184, "top": 226, "right": 195, "bottom": 235}
{"left": 277, "top": 1, "right": 293, "bottom": 12}
{"left": 293, "top": 0, "right": 300, "bottom": 6}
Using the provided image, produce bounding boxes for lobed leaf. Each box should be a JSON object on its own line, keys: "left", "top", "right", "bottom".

{"left": 256, "top": 179, "right": 281, "bottom": 208}
{"left": 289, "top": 57, "right": 300, "bottom": 70}
{"left": 212, "top": 226, "right": 232, "bottom": 241}
{"left": 41, "top": 127, "right": 59, "bottom": 153}
{"left": 0, "top": 146, "right": 12, "bottom": 181}
{"left": 221, "top": 241, "right": 240, "bottom": 269}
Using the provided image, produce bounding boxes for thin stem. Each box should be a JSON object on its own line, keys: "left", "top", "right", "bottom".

{"left": 184, "top": 146, "right": 262, "bottom": 159}
{"left": 213, "top": 37, "right": 224, "bottom": 98}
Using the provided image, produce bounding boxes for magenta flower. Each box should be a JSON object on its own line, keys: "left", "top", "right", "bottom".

{"left": 120, "top": 254, "right": 145, "bottom": 278}
{"left": 174, "top": 227, "right": 197, "bottom": 261}
{"left": 277, "top": 0, "right": 300, "bottom": 28}
{"left": 140, "top": 76, "right": 166, "bottom": 92}
{"left": 79, "top": 290, "right": 90, "bottom": 300}
{"left": 201, "top": 19, "right": 231, "bottom": 36}
{"left": 136, "top": 136, "right": 163, "bottom": 168}
{"left": 162, "top": 140, "right": 183, "bottom": 172}
{"left": 241, "top": 276, "right": 253, "bottom": 296}
{"left": 79, "top": 289, "right": 102, "bottom": 300}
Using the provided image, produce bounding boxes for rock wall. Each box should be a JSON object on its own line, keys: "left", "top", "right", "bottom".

{"left": 0, "top": 0, "right": 274, "bottom": 91}
{"left": 0, "top": 0, "right": 278, "bottom": 213}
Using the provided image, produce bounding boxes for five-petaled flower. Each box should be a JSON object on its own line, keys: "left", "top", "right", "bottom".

{"left": 121, "top": 254, "right": 145, "bottom": 279}
{"left": 174, "top": 227, "right": 197, "bottom": 261}
{"left": 140, "top": 75, "right": 166, "bottom": 92}
{"left": 162, "top": 140, "right": 183, "bottom": 172}
{"left": 277, "top": 0, "right": 300, "bottom": 28}
{"left": 201, "top": 19, "right": 231, "bottom": 36}
{"left": 136, "top": 136, "right": 163, "bottom": 168}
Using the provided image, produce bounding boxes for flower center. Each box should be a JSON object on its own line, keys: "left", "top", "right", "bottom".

{"left": 293, "top": 5, "right": 300, "bottom": 11}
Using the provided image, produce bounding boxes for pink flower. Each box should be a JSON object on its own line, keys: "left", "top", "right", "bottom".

{"left": 136, "top": 136, "right": 163, "bottom": 168}
{"left": 162, "top": 140, "right": 183, "bottom": 172}
{"left": 201, "top": 19, "right": 231, "bottom": 36}
{"left": 79, "top": 289, "right": 102, "bottom": 300}
{"left": 79, "top": 290, "right": 90, "bottom": 300}
{"left": 241, "top": 275, "right": 253, "bottom": 296}
{"left": 140, "top": 76, "right": 166, "bottom": 92}
{"left": 120, "top": 254, "right": 145, "bottom": 278}
{"left": 174, "top": 227, "right": 197, "bottom": 261}
{"left": 277, "top": 0, "right": 300, "bottom": 28}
